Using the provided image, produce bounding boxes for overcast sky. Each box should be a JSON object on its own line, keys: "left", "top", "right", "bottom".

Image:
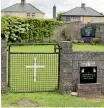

{"left": 1, "top": 0, "right": 104, "bottom": 18}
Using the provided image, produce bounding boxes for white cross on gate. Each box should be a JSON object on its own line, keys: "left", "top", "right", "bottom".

{"left": 26, "top": 58, "right": 44, "bottom": 81}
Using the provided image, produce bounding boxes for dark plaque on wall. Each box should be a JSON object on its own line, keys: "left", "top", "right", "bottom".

{"left": 80, "top": 23, "right": 96, "bottom": 37}
{"left": 80, "top": 67, "right": 97, "bottom": 84}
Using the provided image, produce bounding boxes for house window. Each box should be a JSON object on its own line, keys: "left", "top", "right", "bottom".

{"left": 96, "top": 17, "right": 100, "bottom": 23}
{"left": 27, "top": 13, "right": 30, "bottom": 17}
{"left": 32, "top": 13, "right": 35, "bottom": 17}
{"left": 4, "top": 13, "right": 8, "bottom": 15}
{"left": 90, "top": 17, "right": 96, "bottom": 23}
{"left": 66, "top": 17, "right": 69, "bottom": 21}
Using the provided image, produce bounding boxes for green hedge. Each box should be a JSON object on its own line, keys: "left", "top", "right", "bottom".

{"left": 1, "top": 15, "right": 61, "bottom": 43}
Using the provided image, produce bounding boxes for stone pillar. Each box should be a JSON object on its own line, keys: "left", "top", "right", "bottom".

{"left": 1, "top": 40, "right": 7, "bottom": 93}
{"left": 59, "top": 41, "right": 73, "bottom": 94}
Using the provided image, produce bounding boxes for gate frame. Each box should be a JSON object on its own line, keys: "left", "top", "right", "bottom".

{"left": 8, "top": 43, "right": 60, "bottom": 92}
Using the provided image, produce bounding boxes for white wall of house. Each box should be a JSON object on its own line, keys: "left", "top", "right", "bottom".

{"left": 1, "top": 12, "right": 45, "bottom": 18}
{"left": 80, "top": 17, "right": 84, "bottom": 22}
{"left": 62, "top": 16, "right": 81, "bottom": 22}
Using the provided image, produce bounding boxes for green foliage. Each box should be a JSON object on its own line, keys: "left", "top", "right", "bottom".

{"left": 78, "top": 40, "right": 84, "bottom": 44}
{"left": 1, "top": 15, "right": 61, "bottom": 43}
{"left": 92, "top": 38, "right": 100, "bottom": 44}
{"left": 61, "top": 28, "right": 72, "bottom": 41}
{"left": 61, "top": 28, "right": 67, "bottom": 39}
{"left": 80, "top": 40, "right": 84, "bottom": 44}
{"left": 56, "top": 12, "right": 64, "bottom": 21}
{"left": 72, "top": 39, "right": 78, "bottom": 44}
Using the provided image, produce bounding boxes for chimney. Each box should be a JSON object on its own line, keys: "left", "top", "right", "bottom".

{"left": 81, "top": 3, "right": 85, "bottom": 8}
{"left": 21, "top": 0, "right": 25, "bottom": 5}
{"left": 53, "top": 5, "right": 56, "bottom": 19}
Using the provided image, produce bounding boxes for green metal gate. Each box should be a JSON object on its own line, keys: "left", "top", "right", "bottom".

{"left": 8, "top": 43, "right": 60, "bottom": 92}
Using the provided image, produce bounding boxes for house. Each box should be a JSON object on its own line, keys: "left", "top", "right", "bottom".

{"left": 62, "top": 3, "right": 104, "bottom": 23}
{"left": 1, "top": 0, "right": 45, "bottom": 18}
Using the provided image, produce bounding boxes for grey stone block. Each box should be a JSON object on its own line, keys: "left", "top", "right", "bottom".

{"left": 77, "top": 83, "right": 102, "bottom": 98}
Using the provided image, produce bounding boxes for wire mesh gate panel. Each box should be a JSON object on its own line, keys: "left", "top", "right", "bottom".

{"left": 8, "top": 44, "right": 60, "bottom": 92}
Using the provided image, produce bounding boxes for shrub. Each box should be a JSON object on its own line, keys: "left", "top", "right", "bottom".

{"left": 72, "top": 39, "right": 78, "bottom": 44}
{"left": 92, "top": 38, "right": 100, "bottom": 44}
{"left": 1, "top": 15, "right": 61, "bottom": 43}
{"left": 67, "top": 36, "right": 73, "bottom": 41}
{"left": 80, "top": 40, "right": 84, "bottom": 44}
{"left": 83, "top": 37, "right": 93, "bottom": 43}
{"left": 77, "top": 39, "right": 84, "bottom": 44}
{"left": 56, "top": 12, "right": 64, "bottom": 21}
{"left": 61, "top": 28, "right": 72, "bottom": 41}
{"left": 61, "top": 28, "right": 69, "bottom": 40}
{"left": 100, "top": 38, "right": 104, "bottom": 43}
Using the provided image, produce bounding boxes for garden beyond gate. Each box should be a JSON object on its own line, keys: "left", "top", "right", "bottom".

{"left": 8, "top": 43, "right": 60, "bottom": 92}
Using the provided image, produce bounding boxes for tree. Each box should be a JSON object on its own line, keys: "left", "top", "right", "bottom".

{"left": 56, "top": 12, "right": 64, "bottom": 21}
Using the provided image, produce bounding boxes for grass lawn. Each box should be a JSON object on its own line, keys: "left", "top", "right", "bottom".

{"left": 1, "top": 92, "right": 104, "bottom": 107}
{"left": 9, "top": 43, "right": 104, "bottom": 52}
{"left": 10, "top": 45, "right": 55, "bottom": 52}
{"left": 73, "top": 44, "right": 104, "bottom": 51}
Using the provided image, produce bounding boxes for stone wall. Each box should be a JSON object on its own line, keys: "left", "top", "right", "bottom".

{"left": 59, "top": 41, "right": 104, "bottom": 95}
{"left": 52, "top": 22, "right": 104, "bottom": 41}
{"left": 1, "top": 40, "right": 7, "bottom": 93}
{"left": 72, "top": 52, "right": 104, "bottom": 95}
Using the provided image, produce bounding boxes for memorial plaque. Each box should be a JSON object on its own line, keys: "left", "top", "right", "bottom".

{"left": 80, "top": 67, "right": 97, "bottom": 84}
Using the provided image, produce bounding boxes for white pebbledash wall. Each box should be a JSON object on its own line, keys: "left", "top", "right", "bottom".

{"left": 1, "top": 12, "right": 44, "bottom": 18}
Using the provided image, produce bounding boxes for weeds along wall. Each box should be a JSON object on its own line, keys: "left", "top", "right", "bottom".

{"left": 1, "top": 15, "right": 61, "bottom": 43}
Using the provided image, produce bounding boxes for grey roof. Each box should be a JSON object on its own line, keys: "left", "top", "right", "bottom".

{"left": 1, "top": 3, "right": 45, "bottom": 14}
{"left": 62, "top": 7, "right": 103, "bottom": 16}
